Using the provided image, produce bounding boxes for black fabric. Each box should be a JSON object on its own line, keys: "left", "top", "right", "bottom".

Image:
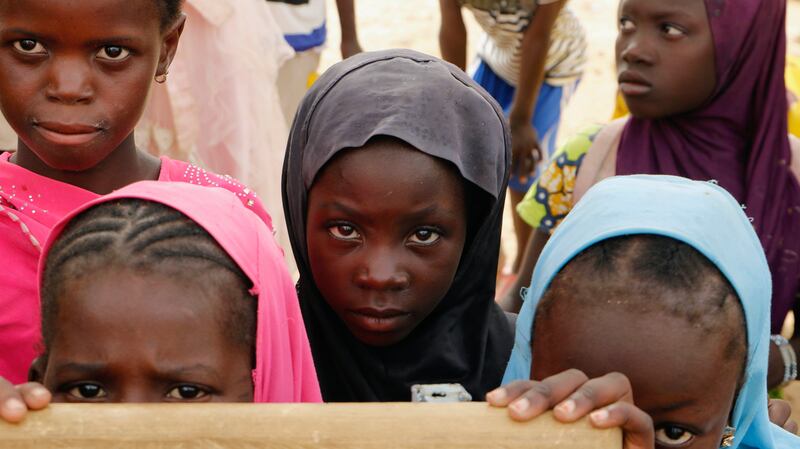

{"left": 282, "top": 49, "right": 513, "bottom": 402}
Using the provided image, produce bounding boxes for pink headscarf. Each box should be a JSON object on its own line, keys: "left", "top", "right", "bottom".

{"left": 38, "top": 181, "right": 321, "bottom": 403}
{"left": 0, "top": 154, "right": 271, "bottom": 384}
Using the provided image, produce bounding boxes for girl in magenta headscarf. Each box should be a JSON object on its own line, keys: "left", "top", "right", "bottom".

{"left": 0, "top": 181, "right": 320, "bottom": 422}
{"left": 506, "top": 0, "right": 800, "bottom": 388}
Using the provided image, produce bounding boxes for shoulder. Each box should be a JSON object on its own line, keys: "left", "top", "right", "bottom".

{"left": 159, "top": 158, "right": 275, "bottom": 232}
{"left": 516, "top": 124, "right": 602, "bottom": 230}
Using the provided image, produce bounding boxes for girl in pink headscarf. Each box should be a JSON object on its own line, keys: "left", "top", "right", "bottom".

{"left": 0, "top": 181, "right": 320, "bottom": 422}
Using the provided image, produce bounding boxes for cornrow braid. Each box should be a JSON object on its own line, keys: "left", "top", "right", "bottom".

{"left": 536, "top": 235, "right": 748, "bottom": 381}
{"left": 41, "top": 199, "right": 256, "bottom": 360}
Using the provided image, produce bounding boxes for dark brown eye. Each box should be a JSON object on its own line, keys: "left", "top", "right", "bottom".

{"left": 328, "top": 224, "right": 361, "bottom": 241}
{"left": 167, "top": 385, "right": 208, "bottom": 400}
{"left": 97, "top": 46, "right": 130, "bottom": 61}
{"left": 13, "top": 39, "right": 45, "bottom": 54}
{"left": 408, "top": 228, "right": 441, "bottom": 245}
{"left": 68, "top": 383, "right": 107, "bottom": 399}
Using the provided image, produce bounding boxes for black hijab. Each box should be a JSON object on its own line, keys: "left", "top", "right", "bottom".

{"left": 282, "top": 49, "right": 513, "bottom": 402}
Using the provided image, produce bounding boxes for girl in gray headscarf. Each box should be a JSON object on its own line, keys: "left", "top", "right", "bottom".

{"left": 282, "top": 49, "right": 514, "bottom": 401}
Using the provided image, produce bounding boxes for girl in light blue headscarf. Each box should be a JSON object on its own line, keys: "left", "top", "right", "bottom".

{"left": 487, "top": 175, "right": 799, "bottom": 449}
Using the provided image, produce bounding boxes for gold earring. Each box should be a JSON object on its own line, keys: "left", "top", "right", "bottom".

{"left": 720, "top": 426, "right": 736, "bottom": 448}
{"left": 155, "top": 71, "right": 169, "bottom": 84}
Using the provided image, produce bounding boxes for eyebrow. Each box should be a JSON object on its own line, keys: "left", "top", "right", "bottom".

{"left": 318, "top": 201, "right": 369, "bottom": 222}
{"left": 1, "top": 28, "right": 48, "bottom": 39}
{"left": 648, "top": 398, "right": 698, "bottom": 414}
{"left": 403, "top": 204, "right": 462, "bottom": 221}
{"left": 52, "top": 362, "right": 108, "bottom": 376}
{"left": 0, "top": 28, "right": 142, "bottom": 47}
{"left": 157, "top": 364, "right": 222, "bottom": 381}
{"left": 83, "top": 36, "right": 142, "bottom": 47}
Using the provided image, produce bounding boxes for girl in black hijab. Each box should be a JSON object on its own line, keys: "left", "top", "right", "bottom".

{"left": 282, "top": 49, "right": 513, "bottom": 402}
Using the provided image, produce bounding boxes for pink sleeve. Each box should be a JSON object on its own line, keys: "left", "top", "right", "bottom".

{"left": 0, "top": 219, "right": 41, "bottom": 384}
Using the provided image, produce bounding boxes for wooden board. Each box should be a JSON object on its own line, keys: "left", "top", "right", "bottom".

{"left": 0, "top": 403, "right": 620, "bottom": 449}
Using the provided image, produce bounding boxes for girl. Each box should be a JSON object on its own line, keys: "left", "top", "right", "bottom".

{"left": 0, "top": 181, "right": 321, "bottom": 423}
{"left": 493, "top": 175, "right": 800, "bottom": 448}
{"left": 282, "top": 49, "right": 514, "bottom": 401}
{"left": 0, "top": 0, "right": 272, "bottom": 384}
{"left": 502, "top": 0, "right": 800, "bottom": 388}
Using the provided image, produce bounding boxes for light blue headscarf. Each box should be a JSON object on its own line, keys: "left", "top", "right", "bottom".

{"left": 502, "top": 175, "right": 799, "bottom": 449}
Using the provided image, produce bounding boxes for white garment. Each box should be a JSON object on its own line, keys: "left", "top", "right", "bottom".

{"left": 137, "top": 0, "right": 297, "bottom": 271}
{"left": 463, "top": 0, "right": 587, "bottom": 86}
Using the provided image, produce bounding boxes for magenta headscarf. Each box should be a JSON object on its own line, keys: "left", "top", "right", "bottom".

{"left": 37, "top": 181, "right": 322, "bottom": 403}
{"left": 616, "top": 0, "right": 800, "bottom": 332}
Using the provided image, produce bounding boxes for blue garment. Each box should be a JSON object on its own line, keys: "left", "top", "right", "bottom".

{"left": 502, "top": 175, "right": 799, "bottom": 449}
{"left": 284, "top": 22, "right": 327, "bottom": 52}
{"left": 472, "top": 59, "right": 578, "bottom": 192}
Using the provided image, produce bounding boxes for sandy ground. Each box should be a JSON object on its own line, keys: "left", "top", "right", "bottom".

{"left": 321, "top": 0, "right": 800, "bottom": 274}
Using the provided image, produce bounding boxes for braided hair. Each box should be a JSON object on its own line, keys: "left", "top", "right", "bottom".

{"left": 41, "top": 199, "right": 256, "bottom": 359}
{"left": 536, "top": 235, "right": 748, "bottom": 374}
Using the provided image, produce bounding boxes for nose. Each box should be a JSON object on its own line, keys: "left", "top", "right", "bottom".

{"left": 45, "top": 55, "right": 94, "bottom": 105}
{"left": 115, "top": 381, "right": 160, "bottom": 403}
{"left": 354, "top": 246, "right": 410, "bottom": 291}
{"left": 619, "top": 33, "right": 655, "bottom": 66}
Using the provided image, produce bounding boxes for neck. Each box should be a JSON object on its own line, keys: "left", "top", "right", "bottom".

{"left": 10, "top": 134, "right": 161, "bottom": 195}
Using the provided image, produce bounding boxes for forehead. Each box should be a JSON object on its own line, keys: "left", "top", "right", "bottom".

{"left": 0, "top": 0, "right": 161, "bottom": 33}
{"left": 533, "top": 304, "right": 741, "bottom": 416}
{"left": 619, "top": 0, "right": 708, "bottom": 17}
{"left": 50, "top": 268, "right": 226, "bottom": 358}
{"left": 311, "top": 140, "right": 465, "bottom": 205}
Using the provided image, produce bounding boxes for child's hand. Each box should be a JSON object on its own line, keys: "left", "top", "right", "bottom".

{"left": 0, "top": 377, "right": 51, "bottom": 423}
{"left": 509, "top": 120, "right": 542, "bottom": 182}
{"left": 486, "top": 369, "right": 654, "bottom": 449}
{"left": 768, "top": 398, "right": 798, "bottom": 434}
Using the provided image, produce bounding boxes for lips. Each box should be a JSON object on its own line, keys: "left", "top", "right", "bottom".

{"left": 34, "top": 121, "right": 103, "bottom": 146}
{"left": 618, "top": 71, "right": 652, "bottom": 96}
{"left": 349, "top": 308, "right": 411, "bottom": 333}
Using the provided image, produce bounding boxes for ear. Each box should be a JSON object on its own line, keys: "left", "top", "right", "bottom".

{"left": 155, "top": 13, "right": 187, "bottom": 78}
{"left": 28, "top": 356, "right": 47, "bottom": 383}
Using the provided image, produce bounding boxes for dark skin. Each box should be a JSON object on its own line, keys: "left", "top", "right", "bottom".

{"left": 439, "top": 0, "right": 566, "bottom": 271}
{"left": 489, "top": 296, "right": 745, "bottom": 449}
{"left": 335, "top": 0, "right": 363, "bottom": 59}
{"left": 0, "top": 267, "right": 253, "bottom": 422}
{"left": 616, "top": 0, "right": 716, "bottom": 119}
{"left": 502, "top": 0, "right": 718, "bottom": 312}
{"left": 0, "top": 0, "right": 185, "bottom": 194}
{"left": 306, "top": 140, "right": 467, "bottom": 347}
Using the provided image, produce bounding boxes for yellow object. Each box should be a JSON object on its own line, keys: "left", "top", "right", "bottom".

{"left": 788, "top": 55, "right": 800, "bottom": 138}
{"left": 613, "top": 55, "right": 800, "bottom": 138}
{"left": 0, "top": 403, "right": 620, "bottom": 449}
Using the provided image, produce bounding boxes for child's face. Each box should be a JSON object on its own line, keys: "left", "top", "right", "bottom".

{"left": 532, "top": 302, "right": 741, "bottom": 449}
{"left": 616, "top": 0, "right": 716, "bottom": 119}
{"left": 0, "top": 0, "right": 177, "bottom": 170}
{"left": 306, "top": 140, "right": 468, "bottom": 347}
{"left": 38, "top": 268, "right": 254, "bottom": 403}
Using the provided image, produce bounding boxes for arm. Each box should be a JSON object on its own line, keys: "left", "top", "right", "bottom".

{"left": 498, "top": 228, "right": 550, "bottom": 313}
{"left": 335, "top": 0, "right": 362, "bottom": 59}
{"left": 508, "top": 0, "right": 567, "bottom": 176}
{"left": 438, "top": 0, "right": 467, "bottom": 71}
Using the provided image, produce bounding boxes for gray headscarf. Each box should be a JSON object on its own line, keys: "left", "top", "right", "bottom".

{"left": 282, "top": 49, "right": 513, "bottom": 401}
